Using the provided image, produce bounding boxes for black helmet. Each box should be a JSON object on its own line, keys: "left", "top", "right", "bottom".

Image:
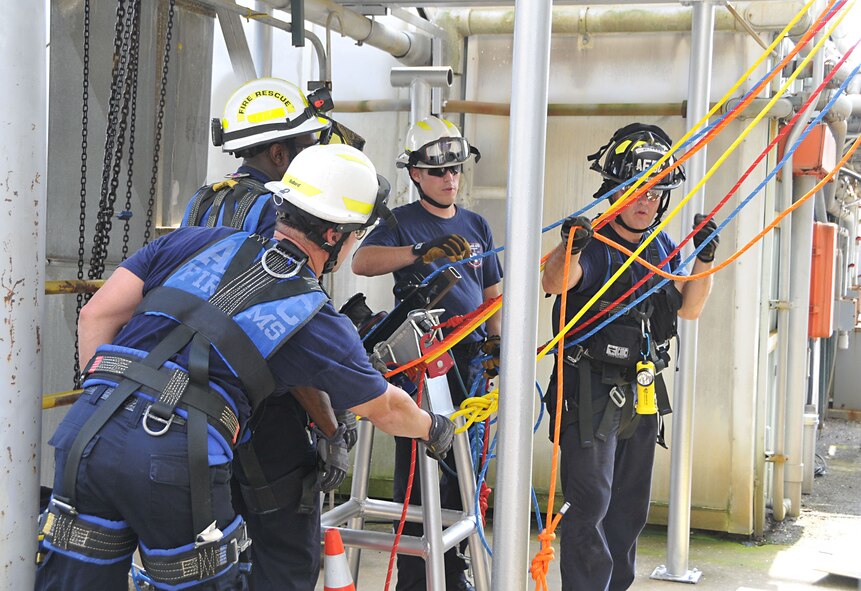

{"left": 588, "top": 123, "right": 685, "bottom": 190}
{"left": 587, "top": 123, "right": 686, "bottom": 231}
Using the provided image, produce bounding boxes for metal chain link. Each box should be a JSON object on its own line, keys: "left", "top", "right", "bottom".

{"left": 74, "top": 0, "right": 92, "bottom": 379}
{"left": 144, "top": 0, "right": 177, "bottom": 246}
{"left": 94, "top": 0, "right": 136, "bottom": 277}
{"left": 121, "top": 0, "right": 142, "bottom": 261}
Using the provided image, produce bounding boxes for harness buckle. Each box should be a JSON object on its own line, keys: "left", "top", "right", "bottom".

{"left": 609, "top": 386, "right": 626, "bottom": 408}
{"left": 563, "top": 346, "right": 584, "bottom": 366}
{"left": 48, "top": 496, "right": 78, "bottom": 517}
{"left": 195, "top": 521, "right": 224, "bottom": 548}
{"left": 142, "top": 404, "right": 175, "bottom": 437}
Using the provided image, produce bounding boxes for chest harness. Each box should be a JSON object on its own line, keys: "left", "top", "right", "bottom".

{"left": 551, "top": 235, "right": 683, "bottom": 448}
{"left": 185, "top": 174, "right": 269, "bottom": 231}
{"left": 40, "top": 232, "right": 327, "bottom": 588}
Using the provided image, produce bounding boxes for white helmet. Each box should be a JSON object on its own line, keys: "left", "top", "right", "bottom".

{"left": 212, "top": 77, "right": 332, "bottom": 155}
{"left": 265, "top": 144, "right": 393, "bottom": 232}
{"left": 396, "top": 116, "right": 481, "bottom": 169}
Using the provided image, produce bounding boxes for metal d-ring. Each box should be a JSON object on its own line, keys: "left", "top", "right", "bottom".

{"left": 142, "top": 404, "right": 174, "bottom": 437}
{"left": 261, "top": 245, "right": 302, "bottom": 279}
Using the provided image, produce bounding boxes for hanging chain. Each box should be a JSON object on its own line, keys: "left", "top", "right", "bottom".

{"left": 144, "top": 0, "right": 177, "bottom": 246}
{"left": 120, "top": 0, "right": 142, "bottom": 261}
{"left": 74, "top": 0, "right": 92, "bottom": 380}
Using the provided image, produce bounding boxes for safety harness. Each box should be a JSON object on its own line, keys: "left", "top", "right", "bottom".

{"left": 40, "top": 232, "right": 327, "bottom": 588}
{"left": 549, "top": 232, "right": 682, "bottom": 448}
{"left": 185, "top": 175, "right": 269, "bottom": 231}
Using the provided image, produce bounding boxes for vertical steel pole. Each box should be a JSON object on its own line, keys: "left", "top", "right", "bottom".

{"left": 492, "top": 0, "right": 552, "bottom": 589}
{"left": 653, "top": 0, "right": 714, "bottom": 583}
{"left": 0, "top": 2, "right": 46, "bottom": 589}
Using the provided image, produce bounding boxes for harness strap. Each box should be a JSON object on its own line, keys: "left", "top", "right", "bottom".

{"left": 60, "top": 325, "right": 196, "bottom": 508}
{"left": 188, "top": 177, "right": 268, "bottom": 230}
{"left": 137, "top": 288, "right": 276, "bottom": 410}
{"left": 188, "top": 332, "right": 214, "bottom": 535}
{"left": 139, "top": 518, "right": 251, "bottom": 587}
{"left": 578, "top": 357, "right": 593, "bottom": 448}
{"left": 87, "top": 354, "right": 239, "bottom": 446}
{"left": 39, "top": 503, "right": 137, "bottom": 563}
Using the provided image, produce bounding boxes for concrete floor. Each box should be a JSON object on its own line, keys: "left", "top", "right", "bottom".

{"left": 319, "top": 519, "right": 860, "bottom": 591}
{"left": 319, "top": 418, "right": 861, "bottom": 590}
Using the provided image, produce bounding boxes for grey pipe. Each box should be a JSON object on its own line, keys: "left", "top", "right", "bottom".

{"left": 333, "top": 98, "right": 793, "bottom": 119}
{"left": 390, "top": 67, "right": 454, "bottom": 202}
{"left": 264, "top": 0, "right": 432, "bottom": 66}
{"left": 201, "top": 0, "right": 327, "bottom": 80}
{"left": 0, "top": 2, "right": 46, "bottom": 589}
{"left": 492, "top": 1, "right": 553, "bottom": 590}
{"left": 657, "top": 0, "right": 715, "bottom": 583}
{"left": 443, "top": 1, "right": 810, "bottom": 38}
{"left": 784, "top": 15, "right": 827, "bottom": 517}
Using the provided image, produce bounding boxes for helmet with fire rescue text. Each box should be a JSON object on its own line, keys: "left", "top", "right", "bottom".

{"left": 212, "top": 77, "right": 333, "bottom": 157}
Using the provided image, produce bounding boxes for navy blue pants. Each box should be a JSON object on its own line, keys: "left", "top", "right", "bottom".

{"left": 35, "top": 386, "right": 244, "bottom": 591}
{"left": 556, "top": 371, "right": 658, "bottom": 591}
{"left": 230, "top": 394, "right": 320, "bottom": 591}
{"left": 392, "top": 342, "right": 480, "bottom": 591}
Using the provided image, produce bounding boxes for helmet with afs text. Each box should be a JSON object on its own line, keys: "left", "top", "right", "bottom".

{"left": 587, "top": 123, "right": 686, "bottom": 232}
{"left": 396, "top": 116, "right": 481, "bottom": 169}
{"left": 212, "top": 77, "right": 332, "bottom": 156}
{"left": 588, "top": 123, "right": 685, "bottom": 192}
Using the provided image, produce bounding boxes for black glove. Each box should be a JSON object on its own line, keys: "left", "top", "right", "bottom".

{"left": 423, "top": 412, "right": 456, "bottom": 461}
{"left": 692, "top": 213, "right": 719, "bottom": 263}
{"left": 313, "top": 424, "right": 350, "bottom": 493}
{"left": 481, "top": 335, "right": 501, "bottom": 378}
{"left": 560, "top": 215, "right": 594, "bottom": 255}
{"left": 411, "top": 234, "right": 471, "bottom": 264}
{"left": 335, "top": 409, "right": 358, "bottom": 452}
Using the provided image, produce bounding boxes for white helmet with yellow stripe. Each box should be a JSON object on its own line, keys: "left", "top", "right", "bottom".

{"left": 213, "top": 77, "right": 332, "bottom": 155}
{"left": 266, "top": 144, "right": 394, "bottom": 273}
{"left": 266, "top": 144, "right": 393, "bottom": 230}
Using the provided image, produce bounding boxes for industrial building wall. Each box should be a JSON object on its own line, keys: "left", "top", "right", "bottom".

{"left": 39, "top": 4, "right": 786, "bottom": 535}
{"left": 459, "top": 30, "right": 773, "bottom": 534}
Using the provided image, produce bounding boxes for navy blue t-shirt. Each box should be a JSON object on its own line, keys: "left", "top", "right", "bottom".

{"left": 551, "top": 223, "right": 685, "bottom": 334}
{"left": 357, "top": 201, "right": 503, "bottom": 343}
{"left": 108, "top": 226, "right": 388, "bottom": 462}
{"left": 180, "top": 165, "right": 277, "bottom": 237}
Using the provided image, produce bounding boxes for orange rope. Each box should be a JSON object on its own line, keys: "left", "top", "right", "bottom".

{"left": 530, "top": 230, "right": 575, "bottom": 591}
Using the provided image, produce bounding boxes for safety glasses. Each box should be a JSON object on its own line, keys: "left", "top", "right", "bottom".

{"left": 425, "top": 164, "right": 462, "bottom": 178}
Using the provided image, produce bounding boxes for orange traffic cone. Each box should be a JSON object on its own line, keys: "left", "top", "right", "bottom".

{"left": 324, "top": 528, "right": 356, "bottom": 591}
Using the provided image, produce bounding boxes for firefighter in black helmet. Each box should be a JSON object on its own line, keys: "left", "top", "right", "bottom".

{"left": 541, "top": 123, "right": 719, "bottom": 591}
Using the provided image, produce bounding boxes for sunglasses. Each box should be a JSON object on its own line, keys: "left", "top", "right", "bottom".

{"left": 425, "top": 164, "right": 463, "bottom": 178}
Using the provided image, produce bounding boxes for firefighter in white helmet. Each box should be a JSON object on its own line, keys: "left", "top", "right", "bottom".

{"left": 353, "top": 116, "right": 502, "bottom": 591}
{"left": 37, "top": 144, "right": 455, "bottom": 591}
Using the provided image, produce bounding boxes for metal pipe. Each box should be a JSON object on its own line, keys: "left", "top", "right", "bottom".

{"left": 443, "top": 2, "right": 810, "bottom": 38}
{"left": 264, "top": 0, "right": 432, "bottom": 66}
{"left": 390, "top": 67, "right": 454, "bottom": 202}
{"left": 658, "top": 0, "right": 715, "bottom": 583}
{"left": 0, "top": 2, "right": 46, "bottom": 588}
{"left": 333, "top": 98, "right": 793, "bottom": 119}
{"left": 784, "top": 12, "right": 827, "bottom": 516}
{"left": 492, "top": 1, "right": 552, "bottom": 590}
{"left": 253, "top": 1, "right": 273, "bottom": 77}
{"left": 199, "top": 0, "right": 327, "bottom": 80}
{"left": 44, "top": 279, "right": 105, "bottom": 295}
